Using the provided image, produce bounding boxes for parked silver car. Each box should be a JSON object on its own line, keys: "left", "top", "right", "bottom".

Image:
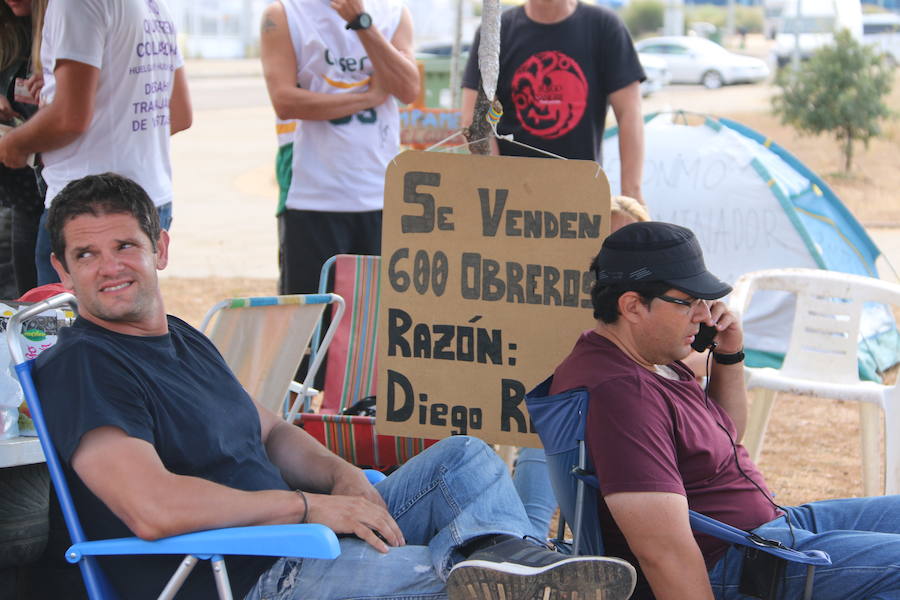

{"left": 638, "top": 52, "right": 672, "bottom": 96}
{"left": 635, "top": 36, "right": 770, "bottom": 89}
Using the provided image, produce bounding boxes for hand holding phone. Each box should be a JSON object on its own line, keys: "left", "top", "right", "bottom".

{"left": 691, "top": 323, "right": 718, "bottom": 352}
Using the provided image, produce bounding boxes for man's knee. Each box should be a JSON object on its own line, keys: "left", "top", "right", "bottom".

{"left": 429, "top": 435, "right": 503, "bottom": 471}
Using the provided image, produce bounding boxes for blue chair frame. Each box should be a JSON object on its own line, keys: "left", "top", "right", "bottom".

{"left": 525, "top": 375, "right": 831, "bottom": 600}
{"left": 7, "top": 293, "right": 385, "bottom": 600}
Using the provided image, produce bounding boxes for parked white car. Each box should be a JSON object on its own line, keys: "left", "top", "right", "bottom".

{"left": 863, "top": 12, "right": 900, "bottom": 67}
{"left": 635, "top": 36, "right": 771, "bottom": 89}
{"left": 638, "top": 52, "right": 671, "bottom": 96}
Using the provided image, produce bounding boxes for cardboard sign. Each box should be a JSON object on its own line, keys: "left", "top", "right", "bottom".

{"left": 377, "top": 151, "right": 610, "bottom": 447}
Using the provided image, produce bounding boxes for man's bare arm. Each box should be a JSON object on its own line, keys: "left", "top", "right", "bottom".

{"left": 73, "top": 419, "right": 404, "bottom": 553}
{"left": 605, "top": 491, "right": 715, "bottom": 600}
{"left": 169, "top": 67, "right": 192, "bottom": 135}
{"left": 461, "top": 87, "right": 477, "bottom": 129}
{"left": 704, "top": 301, "right": 749, "bottom": 439}
{"left": 609, "top": 81, "right": 644, "bottom": 203}
{"left": 260, "top": 400, "right": 404, "bottom": 551}
{"left": 0, "top": 59, "right": 99, "bottom": 168}
{"left": 72, "top": 426, "right": 305, "bottom": 540}
{"left": 260, "top": 2, "right": 387, "bottom": 121}
{"left": 332, "top": 2, "right": 420, "bottom": 104}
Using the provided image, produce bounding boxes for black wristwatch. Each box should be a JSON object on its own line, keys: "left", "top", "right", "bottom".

{"left": 346, "top": 12, "right": 372, "bottom": 30}
{"left": 713, "top": 348, "right": 745, "bottom": 365}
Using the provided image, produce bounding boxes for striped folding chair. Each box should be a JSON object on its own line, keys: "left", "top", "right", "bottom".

{"left": 200, "top": 294, "right": 344, "bottom": 420}
{"left": 298, "top": 255, "right": 437, "bottom": 472}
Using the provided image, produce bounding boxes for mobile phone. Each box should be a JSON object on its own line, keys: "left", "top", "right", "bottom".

{"left": 691, "top": 323, "right": 718, "bottom": 352}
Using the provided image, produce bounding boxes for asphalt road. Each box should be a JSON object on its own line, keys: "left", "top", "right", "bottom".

{"left": 163, "top": 62, "right": 898, "bottom": 281}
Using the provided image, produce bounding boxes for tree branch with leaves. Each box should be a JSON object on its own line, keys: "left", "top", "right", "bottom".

{"left": 772, "top": 29, "right": 895, "bottom": 172}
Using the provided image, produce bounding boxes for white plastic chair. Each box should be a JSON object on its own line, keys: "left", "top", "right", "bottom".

{"left": 730, "top": 268, "right": 900, "bottom": 496}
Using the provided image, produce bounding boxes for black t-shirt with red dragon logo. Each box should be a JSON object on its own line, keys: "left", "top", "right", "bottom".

{"left": 463, "top": 3, "right": 645, "bottom": 162}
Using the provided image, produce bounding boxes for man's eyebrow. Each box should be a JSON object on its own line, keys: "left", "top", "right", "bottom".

{"left": 70, "top": 244, "right": 95, "bottom": 256}
{"left": 115, "top": 236, "right": 143, "bottom": 245}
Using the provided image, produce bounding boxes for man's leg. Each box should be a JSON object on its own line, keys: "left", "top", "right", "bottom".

{"left": 381, "top": 437, "right": 634, "bottom": 599}
{"left": 709, "top": 496, "right": 900, "bottom": 599}
{"left": 349, "top": 209, "right": 382, "bottom": 256}
{"left": 34, "top": 210, "right": 60, "bottom": 286}
{"left": 246, "top": 436, "right": 518, "bottom": 600}
{"left": 245, "top": 545, "right": 447, "bottom": 600}
{"left": 11, "top": 203, "right": 40, "bottom": 295}
{"left": 248, "top": 437, "right": 634, "bottom": 600}
{"left": 512, "top": 447, "right": 558, "bottom": 540}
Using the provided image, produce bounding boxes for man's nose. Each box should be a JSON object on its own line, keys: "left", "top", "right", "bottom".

{"left": 97, "top": 252, "right": 122, "bottom": 276}
{"left": 694, "top": 299, "right": 712, "bottom": 321}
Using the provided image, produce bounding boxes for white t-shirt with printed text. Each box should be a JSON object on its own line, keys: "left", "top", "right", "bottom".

{"left": 282, "top": 0, "right": 402, "bottom": 213}
{"left": 40, "top": 0, "right": 183, "bottom": 208}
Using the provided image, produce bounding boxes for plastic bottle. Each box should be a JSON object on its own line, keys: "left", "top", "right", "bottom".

{"left": 0, "top": 338, "right": 23, "bottom": 440}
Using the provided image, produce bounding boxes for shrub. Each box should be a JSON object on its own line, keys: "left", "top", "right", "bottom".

{"left": 772, "top": 30, "right": 895, "bottom": 171}
{"left": 623, "top": 0, "right": 664, "bottom": 38}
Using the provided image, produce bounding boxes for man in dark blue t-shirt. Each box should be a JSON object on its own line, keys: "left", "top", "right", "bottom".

{"left": 461, "top": 0, "right": 646, "bottom": 201}
{"left": 33, "top": 172, "right": 637, "bottom": 600}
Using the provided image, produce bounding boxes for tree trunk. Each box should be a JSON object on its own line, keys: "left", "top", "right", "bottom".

{"left": 844, "top": 129, "right": 854, "bottom": 172}
{"left": 465, "top": 87, "right": 492, "bottom": 155}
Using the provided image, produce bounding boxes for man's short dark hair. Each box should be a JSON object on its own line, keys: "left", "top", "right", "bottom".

{"left": 48, "top": 173, "right": 160, "bottom": 269}
{"left": 589, "top": 251, "right": 670, "bottom": 323}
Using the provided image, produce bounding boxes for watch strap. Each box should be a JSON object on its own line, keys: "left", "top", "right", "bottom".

{"left": 345, "top": 12, "right": 371, "bottom": 30}
{"left": 713, "top": 349, "right": 745, "bottom": 365}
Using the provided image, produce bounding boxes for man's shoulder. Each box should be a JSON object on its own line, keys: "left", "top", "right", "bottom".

{"left": 578, "top": 2, "right": 625, "bottom": 23}
{"left": 552, "top": 331, "right": 640, "bottom": 389}
{"left": 501, "top": 5, "right": 526, "bottom": 23}
{"left": 33, "top": 321, "right": 118, "bottom": 382}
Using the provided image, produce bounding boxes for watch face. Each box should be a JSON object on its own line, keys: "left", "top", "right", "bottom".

{"left": 357, "top": 12, "right": 372, "bottom": 29}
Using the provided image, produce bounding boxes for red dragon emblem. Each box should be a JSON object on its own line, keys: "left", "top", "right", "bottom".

{"left": 511, "top": 50, "right": 588, "bottom": 139}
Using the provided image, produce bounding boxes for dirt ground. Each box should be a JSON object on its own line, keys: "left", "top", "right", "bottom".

{"left": 160, "top": 71, "right": 900, "bottom": 508}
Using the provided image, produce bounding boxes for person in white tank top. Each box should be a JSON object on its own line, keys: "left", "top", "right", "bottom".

{"left": 260, "top": 0, "right": 419, "bottom": 295}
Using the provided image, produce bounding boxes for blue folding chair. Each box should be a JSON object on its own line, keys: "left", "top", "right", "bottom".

{"left": 7, "top": 293, "right": 385, "bottom": 600}
{"left": 525, "top": 375, "right": 831, "bottom": 600}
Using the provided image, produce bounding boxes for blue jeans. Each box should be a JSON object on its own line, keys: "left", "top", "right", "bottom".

{"left": 709, "top": 496, "right": 900, "bottom": 599}
{"left": 34, "top": 202, "right": 172, "bottom": 287}
{"left": 244, "top": 436, "right": 533, "bottom": 600}
{"left": 513, "top": 447, "right": 558, "bottom": 539}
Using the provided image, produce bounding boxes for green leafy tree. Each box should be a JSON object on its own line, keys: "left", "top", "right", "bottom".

{"left": 623, "top": 0, "right": 664, "bottom": 39}
{"left": 772, "top": 30, "right": 895, "bottom": 172}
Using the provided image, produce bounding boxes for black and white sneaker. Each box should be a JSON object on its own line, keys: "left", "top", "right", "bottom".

{"left": 448, "top": 536, "right": 636, "bottom": 600}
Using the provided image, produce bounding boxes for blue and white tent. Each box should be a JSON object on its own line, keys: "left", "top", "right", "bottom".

{"left": 602, "top": 111, "right": 899, "bottom": 380}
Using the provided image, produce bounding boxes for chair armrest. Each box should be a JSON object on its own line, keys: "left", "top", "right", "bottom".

{"left": 288, "top": 380, "right": 318, "bottom": 397}
{"left": 727, "top": 273, "right": 757, "bottom": 323}
{"left": 687, "top": 511, "right": 830, "bottom": 566}
{"left": 364, "top": 469, "right": 386, "bottom": 484}
{"left": 288, "top": 380, "right": 319, "bottom": 413}
{"left": 66, "top": 523, "right": 340, "bottom": 564}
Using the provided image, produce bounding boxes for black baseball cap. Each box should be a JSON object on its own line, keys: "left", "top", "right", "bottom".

{"left": 592, "top": 222, "right": 732, "bottom": 300}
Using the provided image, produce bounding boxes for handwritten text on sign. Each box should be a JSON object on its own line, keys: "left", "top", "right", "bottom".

{"left": 377, "top": 152, "right": 610, "bottom": 447}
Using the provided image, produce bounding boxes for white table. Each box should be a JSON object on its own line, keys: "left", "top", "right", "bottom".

{"left": 0, "top": 436, "right": 44, "bottom": 468}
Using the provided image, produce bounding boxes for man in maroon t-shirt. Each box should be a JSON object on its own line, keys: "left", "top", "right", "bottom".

{"left": 551, "top": 221, "right": 900, "bottom": 599}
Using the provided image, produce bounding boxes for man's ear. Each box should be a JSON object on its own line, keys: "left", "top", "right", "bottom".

{"left": 155, "top": 229, "right": 170, "bottom": 271}
{"left": 617, "top": 291, "right": 648, "bottom": 324}
{"left": 50, "top": 253, "right": 73, "bottom": 289}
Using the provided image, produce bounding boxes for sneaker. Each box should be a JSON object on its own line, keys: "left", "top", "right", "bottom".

{"left": 447, "top": 536, "right": 636, "bottom": 600}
